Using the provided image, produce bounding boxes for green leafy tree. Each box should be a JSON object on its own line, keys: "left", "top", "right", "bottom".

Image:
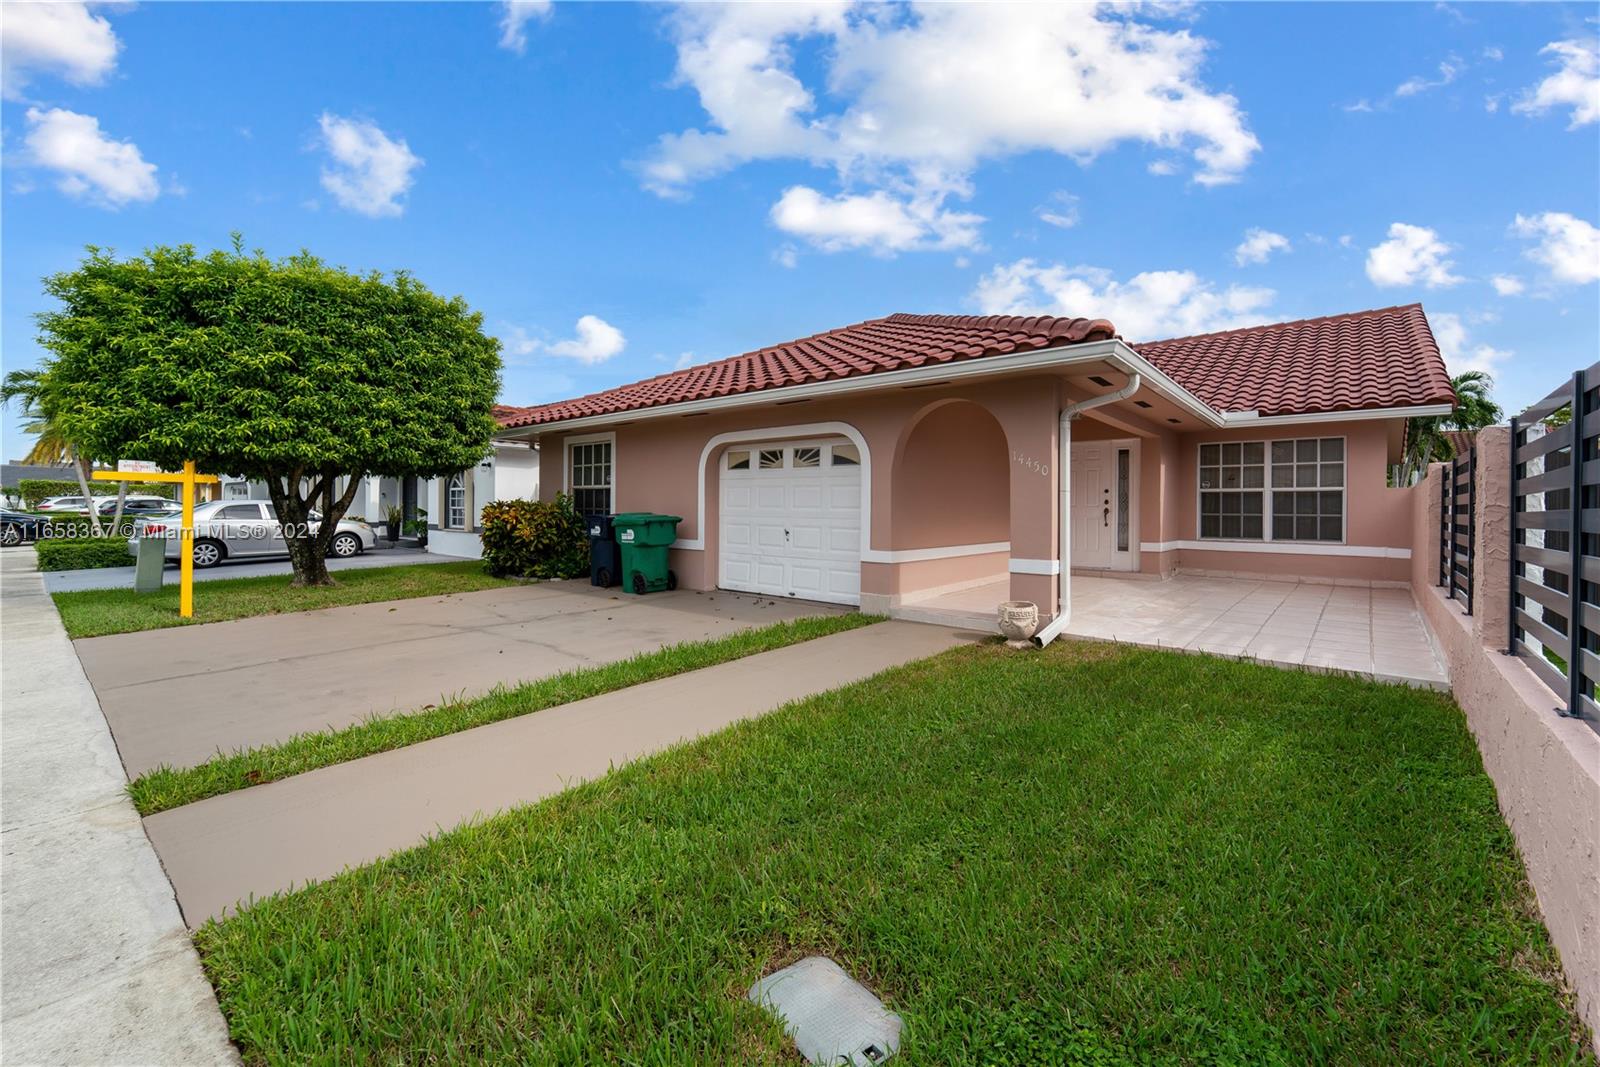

{"left": 1400, "top": 370, "right": 1505, "bottom": 484}
{"left": 31, "top": 239, "right": 502, "bottom": 585}
{"left": 0, "top": 367, "right": 110, "bottom": 534}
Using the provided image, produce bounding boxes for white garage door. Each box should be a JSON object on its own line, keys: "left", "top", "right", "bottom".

{"left": 719, "top": 439, "right": 862, "bottom": 606}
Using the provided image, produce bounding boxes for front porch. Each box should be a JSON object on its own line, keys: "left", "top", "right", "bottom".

{"left": 896, "top": 573, "right": 1449, "bottom": 690}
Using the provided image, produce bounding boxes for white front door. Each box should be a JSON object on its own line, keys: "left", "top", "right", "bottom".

{"left": 1070, "top": 442, "right": 1114, "bottom": 568}
{"left": 719, "top": 440, "right": 862, "bottom": 605}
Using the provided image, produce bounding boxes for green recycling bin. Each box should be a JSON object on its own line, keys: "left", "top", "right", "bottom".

{"left": 610, "top": 512, "right": 682, "bottom": 595}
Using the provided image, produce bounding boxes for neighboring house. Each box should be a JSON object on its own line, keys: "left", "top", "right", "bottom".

{"left": 494, "top": 304, "right": 1455, "bottom": 635}
{"left": 421, "top": 439, "right": 539, "bottom": 558}
{"left": 210, "top": 413, "right": 539, "bottom": 559}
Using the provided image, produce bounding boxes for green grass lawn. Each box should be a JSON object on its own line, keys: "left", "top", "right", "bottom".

{"left": 52, "top": 560, "right": 515, "bottom": 638}
{"left": 196, "top": 641, "right": 1592, "bottom": 1065}
{"left": 129, "top": 613, "right": 881, "bottom": 815}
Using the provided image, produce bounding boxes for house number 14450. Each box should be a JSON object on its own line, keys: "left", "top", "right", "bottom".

{"left": 1010, "top": 450, "right": 1049, "bottom": 476}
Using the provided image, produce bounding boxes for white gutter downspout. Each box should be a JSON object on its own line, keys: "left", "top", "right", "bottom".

{"left": 1032, "top": 373, "right": 1143, "bottom": 648}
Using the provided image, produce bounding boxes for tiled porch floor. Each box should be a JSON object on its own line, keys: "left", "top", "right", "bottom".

{"left": 901, "top": 574, "right": 1449, "bottom": 690}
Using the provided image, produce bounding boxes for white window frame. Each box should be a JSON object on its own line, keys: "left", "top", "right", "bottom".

{"left": 563, "top": 431, "right": 617, "bottom": 516}
{"left": 445, "top": 472, "right": 467, "bottom": 530}
{"left": 1196, "top": 436, "right": 1347, "bottom": 545}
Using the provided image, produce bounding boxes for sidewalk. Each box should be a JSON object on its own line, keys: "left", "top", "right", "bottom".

{"left": 0, "top": 551, "right": 238, "bottom": 1062}
{"left": 146, "top": 620, "right": 976, "bottom": 926}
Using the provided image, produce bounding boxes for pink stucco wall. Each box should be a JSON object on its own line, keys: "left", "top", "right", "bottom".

{"left": 534, "top": 390, "right": 1416, "bottom": 606}
{"left": 891, "top": 401, "right": 1009, "bottom": 550}
{"left": 537, "top": 375, "right": 1063, "bottom": 612}
{"left": 1166, "top": 418, "right": 1411, "bottom": 584}
{"left": 1410, "top": 432, "right": 1600, "bottom": 1052}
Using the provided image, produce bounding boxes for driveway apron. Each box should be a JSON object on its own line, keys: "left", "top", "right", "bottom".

{"left": 75, "top": 581, "right": 843, "bottom": 776}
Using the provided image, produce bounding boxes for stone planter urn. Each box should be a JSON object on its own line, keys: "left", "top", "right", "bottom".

{"left": 997, "top": 600, "right": 1040, "bottom": 649}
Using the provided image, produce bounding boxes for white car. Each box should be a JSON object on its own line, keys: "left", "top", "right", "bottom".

{"left": 131, "top": 499, "right": 377, "bottom": 568}
{"left": 34, "top": 495, "right": 109, "bottom": 513}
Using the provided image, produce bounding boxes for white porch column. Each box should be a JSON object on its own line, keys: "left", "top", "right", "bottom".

{"left": 362, "top": 476, "right": 382, "bottom": 523}
{"left": 1058, "top": 415, "right": 1072, "bottom": 627}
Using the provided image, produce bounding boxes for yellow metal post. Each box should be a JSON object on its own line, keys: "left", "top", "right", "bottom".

{"left": 93, "top": 463, "right": 219, "bottom": 619}
{"left": 179, "top": 461, "right": 196, "bottom": 618}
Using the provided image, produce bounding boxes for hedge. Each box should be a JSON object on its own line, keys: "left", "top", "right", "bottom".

{"left": 16, "top": 479, "right": 83, "bottom": 508}
{"left": 13, "top": 477, "right": 175, "bottom": 508}
{"left": 479, "top": 494, "right": 588, "bottom": 579}
{"left": 35, "top": 537, "right": 134, "bottom": 572}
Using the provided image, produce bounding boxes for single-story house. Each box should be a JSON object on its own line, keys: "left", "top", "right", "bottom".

{"left": 493, "top": 303, "right": 1455, "bottom": 641}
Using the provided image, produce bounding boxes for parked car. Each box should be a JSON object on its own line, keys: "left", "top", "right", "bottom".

{"left": 0, "top": 509, "right": 44, "bottom": 546}
{"left": 130, "top": 499, "right": 377, "bottom": 568}
{"left": 34, "top": 495, "right": 109, "bottom": 513}
{"left": 93, "top": 495, "right": 181, "bottom": 517}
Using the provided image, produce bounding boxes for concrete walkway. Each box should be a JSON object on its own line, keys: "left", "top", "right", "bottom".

{"left": 80, "top": 582, "right": 844, "bottom": 776}
{"left": 145, "top": 620, "right": 974, "bottom": 926}
{"left": 0, "top": 551, "right": 238, "bottom": 1063}
{"left": 40, "top": 543, "right": 465, "bottom": 593}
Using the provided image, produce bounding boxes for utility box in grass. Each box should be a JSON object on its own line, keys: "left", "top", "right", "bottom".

{"left": 610, "top": 512, "right": 680, "bottom": 595}
{"left": 133, "top": 535, "right": 165, "bottom": 594}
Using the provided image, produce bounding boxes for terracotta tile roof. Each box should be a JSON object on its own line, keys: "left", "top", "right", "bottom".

{"left": 497, "top": 314, "right": 1114, "bottom": 428}
{"left": 497, "top": 304, "right": 1453, "bottom": 429}
{"left": 1132, "top": 303, "right": 1455, "bottom": 418}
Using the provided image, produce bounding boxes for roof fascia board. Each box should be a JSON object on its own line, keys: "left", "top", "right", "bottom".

{"left": 496, "top": 338, "right": 1226, "bottom": 440}
{"left": 1219, "top": 403, "right": 1453, "bottom": 427}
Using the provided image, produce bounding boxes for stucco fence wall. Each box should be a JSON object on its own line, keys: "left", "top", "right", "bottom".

{"left": 1411, "top": 426, "right": 1600, "bottom": 1051}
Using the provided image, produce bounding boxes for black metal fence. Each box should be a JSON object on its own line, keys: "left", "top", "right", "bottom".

{"left": 1439, "top": 447, "right": 1474, "bottom": 613}
{"left": 1509, "top": 362, "right": 1599, "bottom": 734}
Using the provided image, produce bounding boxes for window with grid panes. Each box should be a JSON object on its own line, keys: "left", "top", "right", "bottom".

{"left": 1269, "top": 438, "right": 1344, "bottom": 541}
{"left": 1198, "top": 441, "right": 1265, "bottom": 539}
{"left": 1197, "top": 437, "right": 1345, "bottom": 542}
{"left": 568, "top": 441, "right": 612, "bottom": 517}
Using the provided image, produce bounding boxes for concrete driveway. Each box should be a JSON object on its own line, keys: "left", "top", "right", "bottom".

{"left": 74, "top": 582, "right": 844, "bottom": 776}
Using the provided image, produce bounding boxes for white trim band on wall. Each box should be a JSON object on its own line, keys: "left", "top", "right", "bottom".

{"left": 1008, "top": 558, "right": 1061, "bottom": 575}
{"left": 1139, "top": 539, "right": 1411, "bottom": 559}
{"left": 862, "top": 541, "right": 1010, "bottom": 565}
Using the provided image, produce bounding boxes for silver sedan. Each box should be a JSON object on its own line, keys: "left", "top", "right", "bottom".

{"left": 130, "top": 499, "right": 377, "bottom": 568}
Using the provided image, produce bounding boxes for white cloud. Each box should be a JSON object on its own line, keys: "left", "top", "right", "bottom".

{"left": 972, "top": 259, "right": 1274, "bottom": 342}
{"left": 1395, "top": 58, "right": 1461, "bottom": 98}
{"left": 498, "top": 0, "right": 551, "bottom": 54}
{"left": 1, "top": 2, "right": 120, "bottom": 100}
{"left": 315, "top": 113, "right": 422, "bottom": 218}
{"left": 1430, "top": 311, "right": 1511, "bottom": 375}
{"left": 546, "top": 315, "right": 626, "bottom": 364}
{"left": 1490, "top": 274, "right": 1525, "bottom": 296}
{"left": 773, "top": 244, "right": 799, "bottom": 269}
{"left": 644, "top": 4, "right": 1257, "bottom": 252}
{"left": 1513, "top": 38, "right": 1600, "bottom": 128}
{"left": 1035, "top": 191, "right": 1080, "bottom": 230}
{"left": 769, "top": 185, "right": 981, "bottom": 254}
{"left": 1512, "top": 211, "right": 1600, "bottom": 284}
{"left": 1343, "top": 99, "right": 1376, "bottom": 113}
{"left": 672, "top": 352, "right": 697, "bottom": 370}
{"left": 1234, "top": 227, "right": 1290, "bottom": 266}
{"left": 1482, "top": 46, "right": 1504, "bottom": 62}
{"left": 1338, "top": 234, "right": 1354, "bottom": 249}
{"left": 22, "top": 106, "right": 158, "bottom": 208}
{"left": 1365, "top": 223, "right": 1463, "bottom": 288}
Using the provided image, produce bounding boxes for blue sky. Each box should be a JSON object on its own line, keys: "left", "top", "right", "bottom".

{"left": 3, "top": 1, "right": 1597, "bottom": 461}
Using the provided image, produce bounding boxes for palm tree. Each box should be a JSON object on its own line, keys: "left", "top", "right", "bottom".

{"left": 1400, "top": 370, "right": 1504, "bottom": 485}
{"left": 0, "top": 367, "right": 115, "bottom": 533}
